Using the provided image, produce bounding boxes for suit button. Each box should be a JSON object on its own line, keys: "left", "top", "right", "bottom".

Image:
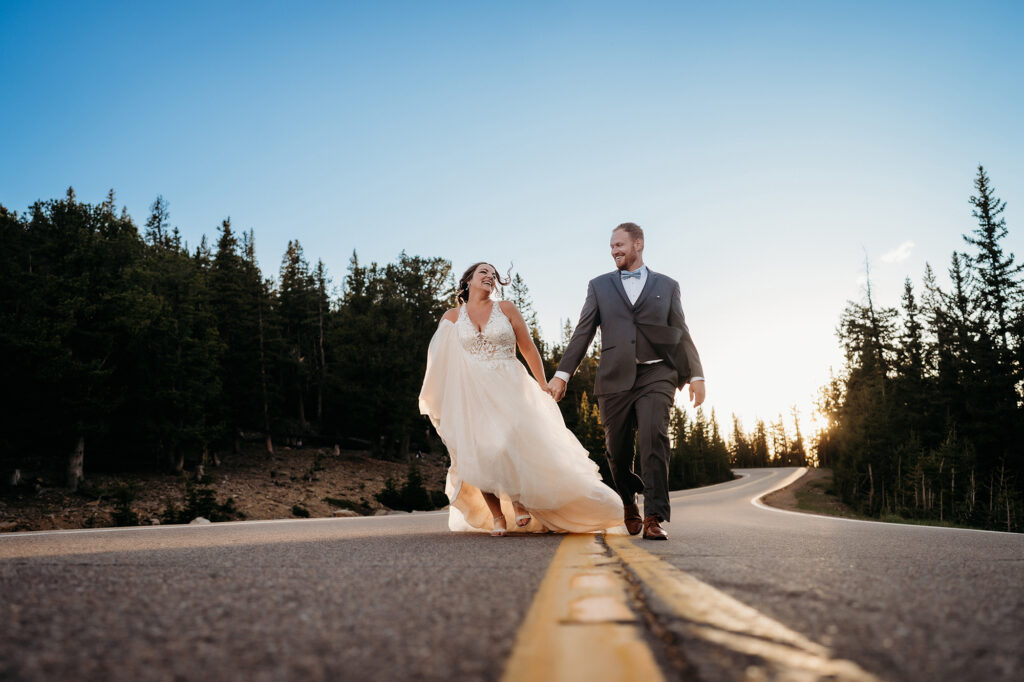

{"left": 631, "top": 340, "right": 635, "bottom": 344}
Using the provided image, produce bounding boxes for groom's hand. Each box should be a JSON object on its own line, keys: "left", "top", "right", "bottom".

{"left": 549, "top": 377, "right": 567, "bottom": 402}
{"left": 688, "top": 379, "right": 706, "bottom": 407}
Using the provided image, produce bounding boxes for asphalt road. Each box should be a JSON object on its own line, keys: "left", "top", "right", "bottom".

{"left": 646, "top": 468, "right": 1024, "bottom": 682}
{"left": 1, "top": 468, "right": 1021, "bottom": 681}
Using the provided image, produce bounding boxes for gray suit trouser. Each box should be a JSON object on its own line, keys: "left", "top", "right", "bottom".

{"left": 597, "top": 362, "right": 676, "bottom": 522}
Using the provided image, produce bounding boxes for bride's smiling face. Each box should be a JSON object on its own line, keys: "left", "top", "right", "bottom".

{"left": 470, "top": 264, "right": 498, "bottom": 296}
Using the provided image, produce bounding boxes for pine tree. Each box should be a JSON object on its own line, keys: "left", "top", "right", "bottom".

{"left": 964, "top": 166, "right": 1021, "bottom": 352}
{"left": 145, "top": 195, "right": 171, "bottom": 248}
{"left": 751, "top": 419, "right": 770, "bottom": 468}
{"left": 789, "top": 407, "right": 807, "bottom": 467}
{"left": 509, "top": 272, "right": 545, "bottom": 363}
{"left": 126, "top": 198, "right": 222, "bottom": 470}
{"left": 314, "top": 260, "right": 329, "bottom": 426}
{"left": 769, "top": 415, "right": 788, "bottom": 465}
{"left": 278, "top": 240, "right": 317, "bottom": 429}
{"left": 246, "top": 231, "right": 278, "bottom": 454}
{"left": 209, "top": 219, "right": 265, "bottom": 451}
{"left": 961, "top": 167, "right": 1022, "bottom": 500}
{"left": 729, "top": 414, "right": 754, "bottom": 467}
{"left": 706, "top": 409, "right": 732, "bottom": 481}
{"left": 9, "top": 189, "right": 146, "bottom": 485}
{"left": 892, "top": 278, "right": 933, "bottom": 444}
{"left": 330, "top": 252, "right": 452, "bottom": 456}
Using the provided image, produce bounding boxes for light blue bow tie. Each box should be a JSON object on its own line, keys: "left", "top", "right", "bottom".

{"left": 621, "top": 270, "right": 641, "bottom": 280}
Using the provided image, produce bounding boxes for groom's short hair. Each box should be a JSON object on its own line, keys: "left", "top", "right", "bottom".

{"left": 613, "top": 222, "right": 644, "bottom": 242}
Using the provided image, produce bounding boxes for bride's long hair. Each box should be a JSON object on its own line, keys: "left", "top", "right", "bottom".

{"left": 457, "top": 262, "right": 511, "bottom": 304}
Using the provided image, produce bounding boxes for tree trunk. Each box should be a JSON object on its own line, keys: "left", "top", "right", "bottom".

{"left": 317, "top": 279, "right": 326, "bottom": 425}
{"left": 67, "top": 436, "right": 85, "bottom": 492}
{"left": 951, "top": 464, "right": 956, "bottom": 515}
{"left": 990, "top": 472, "right": 994, "bottom": 516}
{"left": 867, "top": 463, "right": 874, "bottom": 513}
{"left": 257, "top": 281, "right": 273, "bottom": 455}
{"left": 170, "top": 448, "right": 184, "bottom": 473}
{"left": 938, "top": 459, "right": 944, "bottom": 522}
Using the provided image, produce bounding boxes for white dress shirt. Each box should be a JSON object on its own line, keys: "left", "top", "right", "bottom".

{"left": 554, "top": 264, "right": 704, "bottom": 385}
{"left": 620, "top": 263, "right": 649, "bottom": 305}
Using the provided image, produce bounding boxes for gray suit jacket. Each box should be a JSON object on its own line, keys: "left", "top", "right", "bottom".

{"left": 557, "top": 269, "right": 704, "bottom": 396}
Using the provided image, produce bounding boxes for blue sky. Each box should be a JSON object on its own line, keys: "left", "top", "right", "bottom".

{"left": 2, "top": 1, "right": 1022, "bottom": 436}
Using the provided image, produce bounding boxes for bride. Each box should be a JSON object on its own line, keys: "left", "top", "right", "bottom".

{"left": 419, "top": 262, "right": 623, "bottom": 536}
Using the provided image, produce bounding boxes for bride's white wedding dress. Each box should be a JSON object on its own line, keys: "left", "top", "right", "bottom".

{"left": 419, "top": 301, "right": 624, "bottom": 533}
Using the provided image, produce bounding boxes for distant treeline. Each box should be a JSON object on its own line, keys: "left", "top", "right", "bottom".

{"left": 0, "top": 189, "right": 734, "bottom": 491}
{"left": 817, "top": 166, "right": 1023, "bottom": 532}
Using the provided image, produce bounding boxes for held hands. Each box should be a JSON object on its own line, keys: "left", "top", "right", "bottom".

{"left": 688, "top": 379, "right": 706, "bottom": 407}
{"left": 548, "top": 377, "right": 567, "bottom": 402}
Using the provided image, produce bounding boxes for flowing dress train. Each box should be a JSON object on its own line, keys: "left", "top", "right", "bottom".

{"left": 418, "top": 302, "right": 624, "bottom": 533}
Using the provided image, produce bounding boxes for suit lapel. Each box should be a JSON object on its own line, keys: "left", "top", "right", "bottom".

{"left": 633, "top": 268, "right": 657, "bottom": 310}
{"left": 609, "top": 271, "right": 632, "bottom": 308}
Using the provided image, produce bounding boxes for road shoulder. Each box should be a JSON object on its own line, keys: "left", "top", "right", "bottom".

{"left": 760, "top": 467, "right": 863, "bottom": 519}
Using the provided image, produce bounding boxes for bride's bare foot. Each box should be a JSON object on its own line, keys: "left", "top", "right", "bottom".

{"left": 491, "top": 515, "right": 508, "bottom": 537}
{"left": 513, "top": 502, "right": 532, "bottom": 528}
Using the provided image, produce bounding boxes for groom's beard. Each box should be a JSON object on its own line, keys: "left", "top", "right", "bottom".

{"left": 616, "top": 257, "right": 641, "bottom": 271}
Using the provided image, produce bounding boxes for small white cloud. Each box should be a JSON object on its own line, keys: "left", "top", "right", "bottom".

{"left": 881, "top": 241, "right": 915, "bottom": 264}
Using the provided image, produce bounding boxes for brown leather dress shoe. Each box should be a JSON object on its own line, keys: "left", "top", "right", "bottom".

{"left": 623, "top": 503, "right": 643, "bottom": 535}
{"left": 642, "top": 515, "right": 668, "bottom": 540}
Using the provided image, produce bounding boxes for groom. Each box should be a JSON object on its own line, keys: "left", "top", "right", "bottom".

{"left": 549, "top": 223, "right": 705, "bottom": 540}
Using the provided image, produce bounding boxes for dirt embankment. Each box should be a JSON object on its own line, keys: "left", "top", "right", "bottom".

{"left": 0, "top": 446, "right": 448, "bottom": 533}
{"left": 761, "top": 467, "right": 862, "bottom": 518}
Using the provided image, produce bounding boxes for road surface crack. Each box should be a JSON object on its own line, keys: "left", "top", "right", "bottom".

{"left": 596, "top": 534, "right": 699, "bottom": 681}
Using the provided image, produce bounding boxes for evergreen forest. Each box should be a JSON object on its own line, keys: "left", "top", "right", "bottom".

{"left": 817, "top": 167, "right": 1023, "bottom": 532}
{"left": 0, "top": 189, "right": 734, "bottom": 494}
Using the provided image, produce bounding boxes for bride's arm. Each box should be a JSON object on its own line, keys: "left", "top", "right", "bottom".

{"left": 499, "top": 301, "right": 550, "bottom": 392}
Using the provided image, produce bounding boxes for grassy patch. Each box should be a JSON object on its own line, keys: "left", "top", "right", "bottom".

{"left": 878, "top": 514, "right": 974, "bottom": 530}
{"left": 792, "top": 473, "right": 866, "bottom": 519}
{"left": 790, "top": 471, "right": 981, "bottom": 531}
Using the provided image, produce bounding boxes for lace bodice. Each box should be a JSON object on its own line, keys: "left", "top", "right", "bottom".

{"left": 457, "top": 302, "right": 516, "bottom": 365}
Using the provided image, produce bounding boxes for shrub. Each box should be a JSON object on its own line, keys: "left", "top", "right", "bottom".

{"left": 323, "top": 497, "right": 373, "bottom": 515}
{"left": 375, "top": 466, "right": 446, "bottom": 512}
{"left": 161, "top": 478, "right": 243, "bottom": 524}
{"left": 110, "top": 482, "right": 140, "bottom": 527}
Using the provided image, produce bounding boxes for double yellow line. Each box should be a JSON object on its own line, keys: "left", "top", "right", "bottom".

{"left": 502, "top": 533, "right": 880, "bottom": 682}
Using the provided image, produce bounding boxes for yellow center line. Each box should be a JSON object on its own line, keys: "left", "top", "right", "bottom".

{"left": 605, "top": 536, "right": 882, "bottom": 682}
{"left": 501, "top": 533, "right": 666, "bottom": 682}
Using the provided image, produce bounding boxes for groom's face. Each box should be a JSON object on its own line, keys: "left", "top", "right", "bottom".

{"left": 610, "top": 229, "right": 643, "bottom": 271}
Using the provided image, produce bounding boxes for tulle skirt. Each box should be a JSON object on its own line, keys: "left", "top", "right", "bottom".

{"left": 419, "top": 320, "right": 624, "bottom": 533}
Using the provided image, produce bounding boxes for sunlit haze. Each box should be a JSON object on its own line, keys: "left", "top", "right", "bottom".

{"left": 2, "top": 1, "right": 1022, "bottom": 440}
